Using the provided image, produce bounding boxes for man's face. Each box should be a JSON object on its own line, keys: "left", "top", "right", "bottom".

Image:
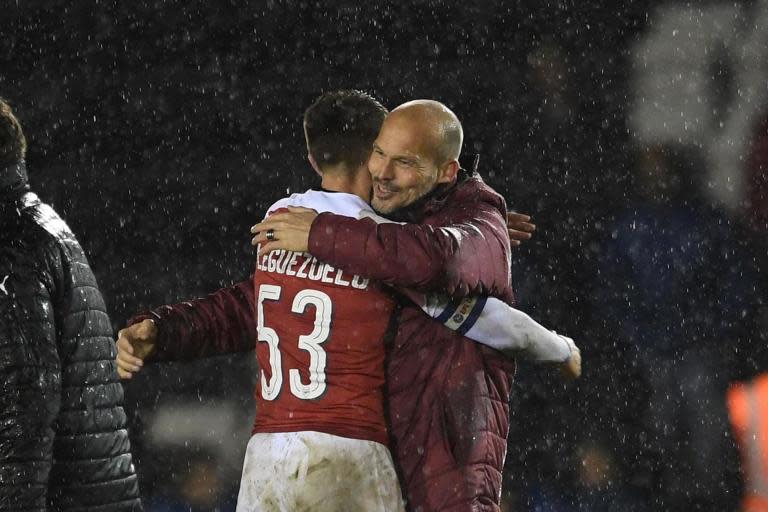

{"left": 367, "top": 115, "right": 443, "bottom": 214}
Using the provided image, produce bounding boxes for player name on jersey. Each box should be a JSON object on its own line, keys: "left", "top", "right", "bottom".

{"left": 257, "top": 249, "right": 369, "bottom": 290}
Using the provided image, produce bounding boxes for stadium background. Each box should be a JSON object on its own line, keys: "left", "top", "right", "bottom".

{"left": 3, "top": 1, "right": 766, "bottom": 510}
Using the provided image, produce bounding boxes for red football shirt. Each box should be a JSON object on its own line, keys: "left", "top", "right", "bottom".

{"left": 251, "top": 191, "right": 396, "bottom": 446}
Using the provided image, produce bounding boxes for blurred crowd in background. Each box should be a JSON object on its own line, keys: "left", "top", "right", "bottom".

{"left": 2, "top": 1, "right": 767, "bottom": 510}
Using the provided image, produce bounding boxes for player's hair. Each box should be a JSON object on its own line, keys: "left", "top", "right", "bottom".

{"left": 304, "top": 90, "right": 388, "bottom": 172}
{"left": 0, "top": 99, "right": 26, "bottom": 168}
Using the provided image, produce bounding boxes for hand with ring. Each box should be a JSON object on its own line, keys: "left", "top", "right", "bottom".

{"left": 251, "top": 207, "right": 319, "bottom": 253}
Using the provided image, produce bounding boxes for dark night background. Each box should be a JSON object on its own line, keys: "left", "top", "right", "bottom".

{"left": 3, "top": 1, "right": 767, "bottom": 510}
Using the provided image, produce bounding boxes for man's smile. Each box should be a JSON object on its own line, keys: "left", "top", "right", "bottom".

{"left": 373, "top": 182, "right": 398, "bottom": 200}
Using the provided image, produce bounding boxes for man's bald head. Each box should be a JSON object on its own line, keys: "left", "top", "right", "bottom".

{"left": 367, "top": 99, "right": 463, "bottom": 214}
{"left": 388, "top": 100, "right": 463, "bottom": 167}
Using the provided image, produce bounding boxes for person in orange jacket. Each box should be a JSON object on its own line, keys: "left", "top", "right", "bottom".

{"left": 728, "top": 372, "right": 768, "bottom": 512}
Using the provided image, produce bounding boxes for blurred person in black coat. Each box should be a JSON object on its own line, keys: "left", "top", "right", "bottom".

{"left": 597, "top": 143, "right": 748, "bottom": 510}
{"left": 0, "top": 98, "right": 142, "bottom": 511}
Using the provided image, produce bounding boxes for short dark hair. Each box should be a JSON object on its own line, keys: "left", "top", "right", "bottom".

{"left": 304, "top": 90, "right": 387, "bottom": 171}
{"left": 0, "top": 99, "right": 27, "bottom": 167}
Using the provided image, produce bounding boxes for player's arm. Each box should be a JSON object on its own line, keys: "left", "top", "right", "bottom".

{"left": 116, "top": 277, "right": 257, "bottom": 379}
{"left": 317, "top": 202, "right": 509, "bottom": 297}
{"left": 118, "top": 205, "right": 298, "bottom": 377}
{"left": 0, "top": 256, "right": 60, "bottom": 508}
{"left": 252, "top": 199, "right": 511, "bottom": 297}
{"left": 406, "top": 290, "right": 581, "bottom": 378}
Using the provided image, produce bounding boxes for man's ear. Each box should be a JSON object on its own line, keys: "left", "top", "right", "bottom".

{"left": 308, "top": 152, "right": 323, "bottom": 177}
{"left": 437, "top": 160, "right": 460, "bottom": 184}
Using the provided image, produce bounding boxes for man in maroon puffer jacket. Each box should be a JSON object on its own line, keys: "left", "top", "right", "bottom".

{"left": 252, "top": 100, "right": 519, "bottom": 511}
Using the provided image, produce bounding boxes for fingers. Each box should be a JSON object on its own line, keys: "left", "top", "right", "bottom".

{"left": 508, "top": 231, "right": 533, "bottom": 244}
{"left": 250, "top": 211, "right": 301, "bottom": 234}
{"left": 116, "top": 335, "right": 145, "bottom": 379}
{"left": 116, "top": 334, "right": 134, "bottom": 355}
{"left": 508, "top": 229, "right": 533, "bottom": 245}
{"left": 286, "top": 206, "right": 317, "bottom": 214}
{"left": 251, "top": 230, "right": 266, "bottom": 246}
{"left": 251, "top": 235, "right": 306, "bottom": 253}
{"left": 509, "top": 222, "right": 536, "bottom": 234}
{"left": 507, "top": 212, "right": 536, "bottom": 248}
{"left": 117, "top": 348, "right": 144, "bottom": 370}
{"left": 251, "top": 218, "right": 279, "bottom": 235}
{"left": 562, "top": 348, "right": 582, "bottom": 380}
{"left": 573, "top": 349, "right": 582, "bottom": 375}
{"left": 250, "top": 209, "right": 318, "bottom": 234}
{"left": 512, "top": 228, "right": 535, "bottom": 238}
{"left": 249, "top": 224, "right": 290, "bottom": 250}
{"left": 514, "top": 223, "right": 536, "bottom": 234}
{"left": 507, "top": 212, "right": 536, "bottom": 233}
{"left": 507, "top": 212, "right": 530, "bottom": 223}
{"left": 248, "top": 209, "right": 315, "bottom": 252}
{"left": 251, "top": 232, "right": 280, "bottom": 251}
{"left": 116, "top": 353, "right": 140, "bottom": 379}
{"left": 116, "top": 345, "right": 144, "bottom": 371}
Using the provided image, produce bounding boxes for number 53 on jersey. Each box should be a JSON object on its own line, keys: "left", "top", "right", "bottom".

{"left": 257, "top": 284, "right": 332, "bottom": 400}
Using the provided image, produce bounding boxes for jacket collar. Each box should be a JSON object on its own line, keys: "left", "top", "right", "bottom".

{"left": 379, "top": 166, "right": 475, "bottom": 223}
{"left": 0, "top": 160, "right": 29, "bottom": 199}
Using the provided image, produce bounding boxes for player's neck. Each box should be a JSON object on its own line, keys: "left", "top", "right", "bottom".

{"left": 319, "top": 165, "right": 371, "bottom": 203}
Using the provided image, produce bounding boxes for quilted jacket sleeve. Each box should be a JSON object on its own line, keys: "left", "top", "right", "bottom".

{"left": 308, "top": 186, "right": 511, "bottom": 299}
{"left": 0, "top": 237, "right": 61, "bottom": 510}
{"left": 128, "top": 277, "right": 257, "bottom": 362}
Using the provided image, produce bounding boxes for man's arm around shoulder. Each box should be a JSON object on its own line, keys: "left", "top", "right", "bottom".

{"left": 309, "top": 195, "right": 510, "bottom": 297}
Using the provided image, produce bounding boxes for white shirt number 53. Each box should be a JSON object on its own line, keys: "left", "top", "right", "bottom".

{"left": 257, "top": 284, "right": 332, "bottom": 400}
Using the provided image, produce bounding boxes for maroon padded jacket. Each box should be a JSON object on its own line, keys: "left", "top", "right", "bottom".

{"left": 130, "top": 172, "right": 515, "bottom": 512}
{"left": 307, "top": 171, "right": 516, "bottom": 512}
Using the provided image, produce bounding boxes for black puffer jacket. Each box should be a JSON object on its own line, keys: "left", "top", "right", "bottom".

{"left": 0, "top": 161, "right": 141, "bottom": 511}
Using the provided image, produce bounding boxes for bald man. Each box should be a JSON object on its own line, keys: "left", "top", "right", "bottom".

{"left": 368, "top": 100, "right": 463, "bottom": 214}
{"left": 254, "top": 100, "right": 549, "bottom": 512}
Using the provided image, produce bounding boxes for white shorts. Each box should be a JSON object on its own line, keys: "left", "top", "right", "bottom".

{"left": 236, "top": 431, "right": 405, "bottom": 512}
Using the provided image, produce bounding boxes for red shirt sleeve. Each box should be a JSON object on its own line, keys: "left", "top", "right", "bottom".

{"left": 128, "top": 277, "right": 257, "bottom": 362}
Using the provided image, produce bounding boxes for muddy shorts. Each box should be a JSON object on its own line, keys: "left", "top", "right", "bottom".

{"left": 236, "top": 430, "right": 405, "bottom": 512}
